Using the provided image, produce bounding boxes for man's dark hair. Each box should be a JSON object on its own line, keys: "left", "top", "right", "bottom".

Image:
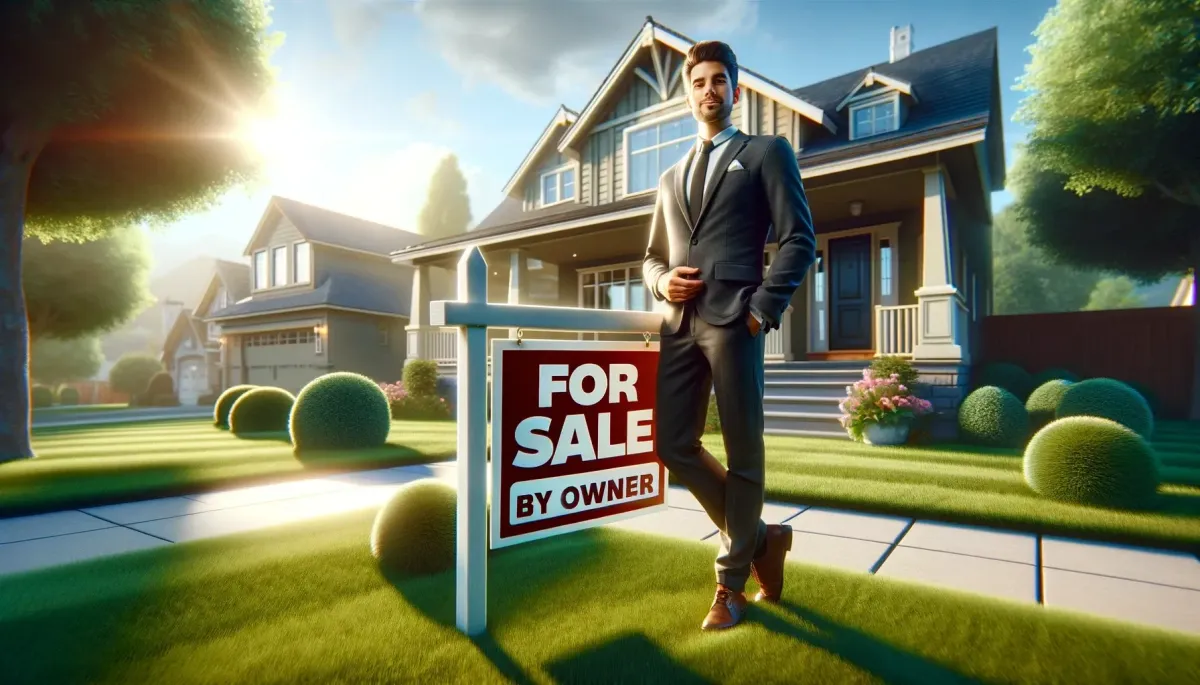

{"left": 684, "top": 41, "right": 738, "bottom": 88}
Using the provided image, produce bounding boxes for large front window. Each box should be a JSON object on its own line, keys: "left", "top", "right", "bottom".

{"left": 626, "top": 113, "right": 693, "bottom": 194}
{"left": 579, "top": 264, "right": 651, "bottom": 312}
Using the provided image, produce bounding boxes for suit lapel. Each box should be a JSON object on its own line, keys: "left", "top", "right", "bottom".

{"left": 673, "top": 144, "right": 696, "bottom": 231}
{"left": 692, "top": 131, "right": 750, "bottom": 233}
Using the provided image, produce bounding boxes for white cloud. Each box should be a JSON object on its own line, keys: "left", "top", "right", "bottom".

{"left": 405, "top": 90, "right": 463, "bottom": 139}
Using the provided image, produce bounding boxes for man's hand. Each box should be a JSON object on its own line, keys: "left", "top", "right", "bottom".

{"left": 658, "top": 266, "right": 704, "bottom": 302}
{"left": 747, "top": 312, "right": 761, "bottom": 337}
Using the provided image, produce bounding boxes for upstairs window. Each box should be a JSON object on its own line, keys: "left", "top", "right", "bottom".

{"left": 626, "top": 112, "right": 692, "bottom": 195}
{"left": 253, "top": 250, "right": 268, "bottom": 289}
{"left": 850, "top": 94, "right": 899, "bottom": 140}
{"left": 271, "top": 246, "right": 288, "bottom": 287}
{"left": 294, "top": 242, "right": 311, "bottom": 284}
{"left": 540, "top": 166, "right": 575, "bottom": 206}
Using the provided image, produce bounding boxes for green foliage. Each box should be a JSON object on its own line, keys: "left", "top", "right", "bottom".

{"left": 401, "top": 360, "right": 439, "bottom": 398}
{"left": 1083, "top": 277, "right": 1144, "bottom": 311}
{"left": 391, "top": 395, "right": 452, "bottom": 421}
{"left": 974, "top": 362, "right": 1035, "bottom": 402}
{"left": 868, "top": 356, "right": 920, "bottom": 388}
{"left": 108, "top": 353, "right": 163, "bottom": 400}
{"left": 1024, "top": 416, "right": 1160, "bottom": 510}
{"left": 1026, "top": 380, "right": 1073, "bottom": 431}
{"left": 30, "top": 385, "right": 54, "bottom": 409}
{"left": 705, "top": 393, "right": 720, "bottom": 433}
{"left": 991, "top": 207, "right": 1099, "bottom": 315}
{"left": 1031, "top": 367, "right": 1079, "bottom": 386}
{"left": 1122, "top": 380, "right": 1160, "bottom": 417}
{"left": 57, "top": 386, "right": 80, "bottom": 405}
{"left": 416, "top": 154, "right": 472, "bottom": 241}
{"left": 230, "top": 387, "right": 296, "bottom": 435}
{"left": 214, "top": 385, "right": 257, "bottom": 429}
{"left": 30, "top": 335, "right": 103, "bottom": 386}
{"left": 22, "top": 225, "right": 152, "bottom": 340}
{"left": 370, "top": 479, "right": 459, "bottom": 576}
{"left": 958, "top": 386, "right": 1030, "bottom": 448}
{"left": 145, "top": 371, "right": 174, "bottom": 397}
{"left": 1057, "top": 378, "right": 1155, "bottom": 438}
{"left": 290, "top": 372, "right": 391, "bottom": 452}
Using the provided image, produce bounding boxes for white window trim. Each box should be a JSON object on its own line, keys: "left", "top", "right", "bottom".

{"left": 252, "top": 249, "right": 269, "bottom": 290}
{"left": 292, "top": 240, "right": 312, "bottom": 285}
{"left": 538, "top": 163, "right": 578, "bottom": 208}
{"left": 622, "top": 108, "right": 694, "bottom": 198}
{"left": 576, "top": 260, "right": 652, "bottom": 342}
{"left": 270, "top": 244, "right": 289, "bottom": 288}
{"left": 848, "top": 92, "right": 900, "bottom": 142}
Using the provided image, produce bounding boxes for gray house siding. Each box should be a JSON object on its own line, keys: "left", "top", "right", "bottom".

{"left": 327, "top": 310, "right": 407, "bottom": 384}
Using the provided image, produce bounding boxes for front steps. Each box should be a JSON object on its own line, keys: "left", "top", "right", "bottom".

{"left": 762, "top": 361, "right": 869, "bottom": 439}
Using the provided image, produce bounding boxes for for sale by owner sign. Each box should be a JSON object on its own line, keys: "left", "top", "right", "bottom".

{"left": 490, "top": 339, "right": 666, "bottom": 548}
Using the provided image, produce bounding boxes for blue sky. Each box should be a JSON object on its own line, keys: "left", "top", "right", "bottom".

{"left": 149, "top": 0, "right": 1056, "bottom": 276}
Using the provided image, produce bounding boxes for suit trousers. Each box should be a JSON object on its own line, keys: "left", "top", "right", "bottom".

{"left": 656, "top": 300, "right": 768, "bottom": 592}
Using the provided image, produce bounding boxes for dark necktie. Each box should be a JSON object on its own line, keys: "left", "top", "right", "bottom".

{"left": 689, "top": 139, "right": 714, "bottom": 226}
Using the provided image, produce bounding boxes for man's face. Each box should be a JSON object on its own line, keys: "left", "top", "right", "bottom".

{"left": 687, "top": 60, "right": 739, "bottom": 124}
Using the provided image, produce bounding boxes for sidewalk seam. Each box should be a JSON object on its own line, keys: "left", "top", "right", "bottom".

{"left": 77, "top": 510, "right": 176, "bottom": 544}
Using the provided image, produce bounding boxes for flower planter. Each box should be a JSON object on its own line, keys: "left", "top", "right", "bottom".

{"left": 863, "top": 421, "right": 910, "bottom": 446}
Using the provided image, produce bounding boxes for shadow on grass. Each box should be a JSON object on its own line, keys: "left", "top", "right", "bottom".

{"left": 231, "top": 430, "right": 291, "bottom": 442}
{"left": 293, "top": 444, "right": 440, "bottom": 471}
{"left": 753, "top": 600, "right": 985, "bottom": 685}
{"left": 544, "top": 632, "right": 713, "bottom": 684}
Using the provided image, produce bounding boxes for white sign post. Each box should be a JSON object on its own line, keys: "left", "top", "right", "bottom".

{"left": 429, "top": 246, "right": 664, "bottom": 636}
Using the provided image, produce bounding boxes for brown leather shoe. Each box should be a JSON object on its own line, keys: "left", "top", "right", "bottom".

{"left": 751, "top": 524, "right": 793, "bottom": 603}
{"left": 701, "top": 584, "right": 748, "bottom": 631}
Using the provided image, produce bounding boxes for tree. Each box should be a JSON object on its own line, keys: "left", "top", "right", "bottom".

{"left": 108, "top": 353, "right": 165, "bottom": 404}
{"left": 30, "top": 336, "right": 104, "bottom": 387}
{"left": 23, "top": 223, "right": 153, "bottom": 341}
{"left": 991, "top": 206, "right": 1098, "bottom": 315}
{"left": 417, "top": 154, "right": 472, "bottom": 240}
{"left": 1012, "top": 0, "right": 1200, "bottom": 417}
{"left": 0, "top": 2, "right": 278, "bottom": 462}
{"left": 1084, "top": 277, "right": 1144, "bottom": 311}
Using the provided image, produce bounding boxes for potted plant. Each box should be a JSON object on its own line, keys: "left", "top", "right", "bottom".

{"left": 839, "top": 368, "right": 934, "bottom": 445}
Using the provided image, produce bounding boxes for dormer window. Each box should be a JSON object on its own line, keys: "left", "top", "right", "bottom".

{"left": 849, "top": 94, "right": 899, "bottom": 140}
{"left": 540, "top": 165, "right": 575, "bottom": 206}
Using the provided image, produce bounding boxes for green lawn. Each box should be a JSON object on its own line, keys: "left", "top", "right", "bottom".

{"left": 1, "top": 510, "right": 1196, "bottom": 685}
{"left": 0, "top": 419, "right": 456, "bottom": 517}
{"left": 32, "top": 403, "right": 130, "bottom": 416}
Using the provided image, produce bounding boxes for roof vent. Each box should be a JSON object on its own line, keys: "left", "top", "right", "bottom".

{"left": 890, "top": 25, "right": 913, "bottom": 62}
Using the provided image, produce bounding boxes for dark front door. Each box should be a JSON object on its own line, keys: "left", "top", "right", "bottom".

{"left": 828, "top": 234, "right": 873, "bottom": 350}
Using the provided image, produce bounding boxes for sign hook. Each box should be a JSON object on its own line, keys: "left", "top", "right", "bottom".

{"left": 643, "top": 331, "right": 651, "bottom": 347}
{"left": 516, "top": 328, "right": 524, "bottom": 346}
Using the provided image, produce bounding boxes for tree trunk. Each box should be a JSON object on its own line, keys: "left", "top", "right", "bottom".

{"left": 1190, "top": 233, "right": 1200, "bottom": 422}
{"left": 0, "top": 124, "right": 47, "bottom": 463}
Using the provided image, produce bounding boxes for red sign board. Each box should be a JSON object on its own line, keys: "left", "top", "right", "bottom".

{"left": 489, "top": 340, "right": 666, "bottom": 548}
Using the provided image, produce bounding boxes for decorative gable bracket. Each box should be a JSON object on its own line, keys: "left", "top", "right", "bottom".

{"left": 835, "top": 69, "right": 918, "bottom": 111}
{"left": 634, "top": 40, "right": 683, "bottom": 102}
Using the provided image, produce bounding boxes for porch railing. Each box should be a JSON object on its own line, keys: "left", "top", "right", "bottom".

{"left": 874, "top": 304, "right": 920, "bottom": 358}
{"left": 406, "top": 326, "right": 458, "bottom": 363}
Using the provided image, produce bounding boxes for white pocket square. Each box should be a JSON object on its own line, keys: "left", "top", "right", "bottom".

{"left": 727, "top": 159, "right": 744, "bottom": 172}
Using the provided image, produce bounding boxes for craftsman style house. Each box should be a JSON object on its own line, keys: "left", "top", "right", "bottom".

{"left": 187, "top": 196, "right": 428, "bottom": 395}
{"left": 391, "top": 19, "right": 1006, "bottom": 437}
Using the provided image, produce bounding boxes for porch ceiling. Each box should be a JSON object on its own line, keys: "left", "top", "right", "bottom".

{"left": 807, "top": 169, "right": 926, "bottom": 224}
{"left": 415, "top": 216, "right": 651, "bottom": 271}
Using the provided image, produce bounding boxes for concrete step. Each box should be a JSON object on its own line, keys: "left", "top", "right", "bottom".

{"left": 763, "top": 426, "right": 851, "bottom": 440}
{"left": 764, "top": 410, "right": 846, "bottom": 435}
{"left": 762, "top": 395, "right": 844, "bottom": 414}
{"left": 764, "top": 380, "right": 852, "bottom": 399}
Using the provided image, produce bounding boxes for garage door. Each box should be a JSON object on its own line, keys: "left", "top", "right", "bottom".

{"left": 243, "top": 330, "right": 323, "bottom": 394}
{"left": 178, "top": 359, "right": 206, "bottom": 405}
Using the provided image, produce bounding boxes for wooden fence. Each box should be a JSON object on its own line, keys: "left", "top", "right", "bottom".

{"left": 980, "top": 307, "right": 1195, "bottom": 419}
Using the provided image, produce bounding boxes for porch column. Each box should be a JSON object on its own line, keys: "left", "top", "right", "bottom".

{"left": 406, "top": 264, "right": 431, "bottom": 360}
{"left": 912, "top": 167, "right": 968, "bottom": 363}
{"left": 507, "top": 249, "right": 528, "bottom": 339}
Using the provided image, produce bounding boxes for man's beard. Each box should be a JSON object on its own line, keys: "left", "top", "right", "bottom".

{"left": 697, "top": 100, "right": 732, "bottom": 123}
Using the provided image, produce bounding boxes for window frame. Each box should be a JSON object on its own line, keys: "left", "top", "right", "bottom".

{"left": 538, "top": 163, "right": 577, "bottom": 207}
{"left": 576, "top": 261, "right": 652, "bottom": 314}
{"left": 622, "top": 109, "right": 695, "bottom": 197}
{"left": 848, "top": 92, "right": 900, "bottom": 141}
{"left": 253, "top": 250, "right": 268, "bottom": 290}
{"left": 271, "top": 245, "right": 288, "bottom": 287}
{"left": 292, "top": 241, "right": 312, "bottom": 285}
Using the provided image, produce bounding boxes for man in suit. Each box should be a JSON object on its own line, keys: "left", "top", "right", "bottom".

{"left": 643, "top": 40, "right": 817, "bottom": 631}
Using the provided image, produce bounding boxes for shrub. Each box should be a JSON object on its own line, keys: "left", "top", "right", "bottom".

{"left": 214, "top": 384, "right": 257, "bottom": 429}
{"left": 393, "top": 394, "right": 452, "bottom": 420}
{"left": 31, "top": 385, "right": 54, "bottom": 408}
{"left": 230, "top": 387, "right": 296, "bottom": 434}
{"left": 57, "top": 386, "right": 80, "bottom": 405}
{"left": 974, "top": 362, "right": 1035, "bottom": 401}
{"left": 1122, "top": 380, "right": 1160, "bottom": 417}
{"left": 149, "top": 393, "right": 179, "bottom": 407}
{"left": 370, "top": 479, "right": 458, "bottom": 576}
{"left": 109, "top": 353, "right": 164, "bottom": 402}
{"left": 1024, "top": 416, "right": 1160, "bottom": 509}
{"left": 838, "top": 368, "right": 933, "bottom": 443}
{"left": 705, "top": 393, "right": 721, "bottom": 433}
{"left": 145, "top": 371, "right": 174, "bottom": 398}
{"left": 402, "top": 359, "right": 439, "bottom": 398}
{"left": 1056, "top": 378, "right": 1154, "bottom": 439}
{"left": 869, "top": 355, "right": 920, "bottom": 388}
{"left": 436, "top": 376, "right": 457, "bottom": 414}
{"left": 1031, "top": 367, "right": 1079, "bottom": 386}
{"left": 957, "top": 386, "right": 1029, "bottom": 448}
{"left": 290, "top": 372, "right": 392, "bottom": 451}
{"left": 1026, "top": 379, "right": 1073, "bottom": 431}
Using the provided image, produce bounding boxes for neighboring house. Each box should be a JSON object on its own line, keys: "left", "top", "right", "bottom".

{"left": 160, "top": 259, "right": 251, "bottom": 404}
{"left": 1171, "top": 271, "right": 1195, "bottom": 307}
{"left": 202, "top": 196, "right": 428, "bottom": 394}
{"left": 391, "top": 19, "right": 1006, "bottom": 439}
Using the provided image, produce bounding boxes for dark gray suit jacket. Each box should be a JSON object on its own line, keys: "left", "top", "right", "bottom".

{"left": 643, "top": 130, "right": 817, "bottom": 337}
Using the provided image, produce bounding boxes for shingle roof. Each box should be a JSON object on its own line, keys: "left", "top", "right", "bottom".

{"left": 213, "top": 259, "right": 251, "bottom": 302}
{"left": 207, "top": 271, "right": 410, "bottom": 321}
{"left": 271, "top": 196, "right": 427, "bottom": 257}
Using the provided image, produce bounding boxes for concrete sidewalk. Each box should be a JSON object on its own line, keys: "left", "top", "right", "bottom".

{"left": 1, "top": 461, "right": 1198, "bottom": 636}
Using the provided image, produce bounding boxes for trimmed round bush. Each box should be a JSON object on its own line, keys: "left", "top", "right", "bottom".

{"left": 1024, "top": 416, "right": 1160, "bottom": 509}
{"left": 370, "top": 479, "right": 457, "bottom": 575}
{"left": 213, "top": 384, "right": 257, "bottom": 429}
{"left": 229, "top": 387, "right": 296, "bottom": 435}
{"left": 958, "top": 385, "right": 1029, "bottom": 448}
{"left": 1122, "top": 380, "right": 1160, "bottom": 418}
{"left": 31, "top": 385, "right": 54, "bottom": 408}
{"left": 1026, "top": 379, "right": 1073, "bottom": 431}
{"left": 145, "top": 371, "right": 174, "bottom": 397}
{"left": 1031, "top": 367, "right": 1079, "bottom": 386}
{"left": 1057, "top": 378, "right": 1154, "bottom": 439}
{"left": 402, "top": 359, "right": 439, "bottom": 398}
{"left": 290, "top": 372, "right": 391, "bottom": 451}
{"left": 974, "top": 362, "right": 1035, "bottom": 401}
{"left": 58, "top": 386, "right": 80, "bottom": 405}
